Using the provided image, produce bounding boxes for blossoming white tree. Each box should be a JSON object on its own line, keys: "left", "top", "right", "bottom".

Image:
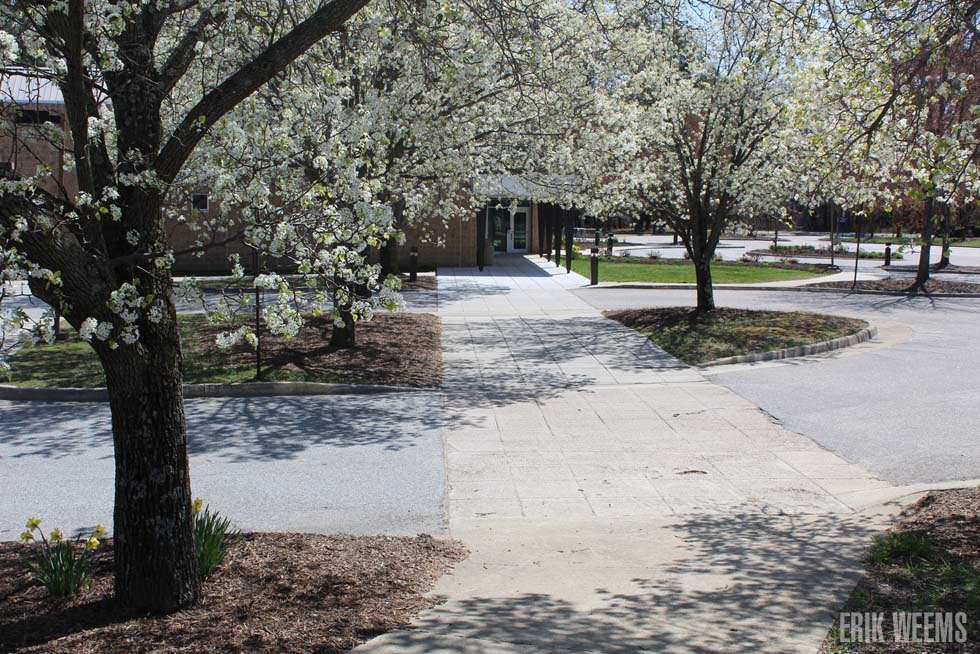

{"left": 0, "top": 0, "right": 381, "bottom": 612}
{"left": 581, "top": 0, "right": 807, "bottom": 312}
{"left": 0, "top": 0, "right": 604, "bottom": 612}
{"left": 177, "top": 0, "right": 597, "bottom": 346}
{"left": 802, "top": 0, "right": 980, "bottom": 287}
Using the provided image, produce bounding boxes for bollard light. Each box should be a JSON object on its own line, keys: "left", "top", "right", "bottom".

{"left": 884, "top": 243, "right": 891, "bottom": 267}
{"left": 590, "top": 247, "right": 599, "bottom": 285}
{"left": 409, "top": 246, "right": 418, "bottom": 282}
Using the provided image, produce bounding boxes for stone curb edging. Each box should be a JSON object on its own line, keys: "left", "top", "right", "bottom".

{"left": 744, "top": 249, "right": 894, "bottom": 262}
{"left": 0, "top": 380, "right": 424, "bottom": 403}
{"left": 697, "top": 324, "right": 878, "bottom": 368}
{"left": 590, "top": 283, "right": 980, "bottom": 298}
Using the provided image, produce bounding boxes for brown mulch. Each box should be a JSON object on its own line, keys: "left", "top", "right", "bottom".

{"left": 821, "top": 487, "right": 980, "bottom": 653}
{"left": 0, "top": 533, "right": 467, "bottom": 654}
{"left": 189, "top": 313, "right": 442, "bottom": 388}
{"left": 400, "top": 275, "right": 438, "bottom": 292}
{"left": 885, "top": 264, "right": 980, "bottom": 274}
{"left": 812, "top": 279, "right": 980, "bottom": 294}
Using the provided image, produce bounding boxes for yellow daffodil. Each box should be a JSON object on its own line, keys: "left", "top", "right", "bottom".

{"left": 93, "top": 525, "right": 107, "bottom": 539}
{"left": 49, "top": 528, "right": 63, "bottom": 542}
{"left": 86, "top": 537, "right": 100, "bottom": 551}
{"left": 192, "top": 498, "right": 204, "bottom": 515}
{"left": 25, "top": 517, "right": 40, "bottom": 530}
{"left": 20, "top": 530, "right": 32, "bottom": 543}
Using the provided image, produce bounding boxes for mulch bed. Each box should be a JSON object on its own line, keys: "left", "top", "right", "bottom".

{"left": 1, "top": 533, "right": 466, "bottom": 654}
{"left": 885, "top": 264, "right": 980, "bottom": 274}
{"left": 812, "top": 279, "right": 980, "bottom": 295}
{"left": 745, "top": 248, "right": 889, "bottom": 260}
{"left": 821, "top": 487, "right": 980, "bottom": 653}
{"left": 189, "top": 313, "right": 443, "bottom": 388}
{"left": 399, "top": 275, "right": 438, "bottom": 292}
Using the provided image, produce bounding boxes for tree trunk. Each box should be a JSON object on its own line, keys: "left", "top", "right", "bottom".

{"left": 915, "top": 197, "right": 934, "bottom": 287}
{"left": 330, "top": 313, "right": 355, "bottom": 347}
{"left": 102, "top": 318, "right": 200, "bottom": 613}
{"left": 329, "top": 280, "right": 356, "bottom": 348}
{"left": 939, "top": 205, "right": 951, "bottom": 268}
{"left": 379, "top": 239, "right": 400, "bottom": 278}
{"left": 694, "top": 257, "right": 715, "bottom": 313}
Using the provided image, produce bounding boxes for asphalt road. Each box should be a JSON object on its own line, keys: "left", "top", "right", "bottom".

{"left": 572, "top": 286, "right": 980, "bottom": 485}
{"left": 0, "top": 392, "right": 447, "bottom": 540}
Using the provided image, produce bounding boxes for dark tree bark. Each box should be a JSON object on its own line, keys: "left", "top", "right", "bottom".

{"left": 103, "top": 320, "right": 200, "bottom": 611}
{"left": 379, "top": 199, "right": 405, "bottom": 278}
{"left": 915, "top": 196, "right": 935, "bottom": 287}
{"left": 380, "top": 240, "right": 400, "bottom": 277}
{"left": 693, "top": 256, "right": 715, "bottom": 312}
{"left": 329, "top": 314, "right": 356, "bottom": 347}
{"left": 329, "top": 276, "right": 356, "bottom": 348}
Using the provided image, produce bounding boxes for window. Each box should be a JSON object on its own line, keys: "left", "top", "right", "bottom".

{"left": 13, "top": 108, "right": 62, "bottom": 125}
{"left": 191, "top": 192, "right": 209, "bottom": 214}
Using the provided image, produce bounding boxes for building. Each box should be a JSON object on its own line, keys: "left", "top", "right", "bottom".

{"left": 2, "top": 69, "right": 582, "bottom": 272}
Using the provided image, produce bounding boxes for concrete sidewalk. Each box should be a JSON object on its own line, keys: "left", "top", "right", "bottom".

{"left": 354, "top": 255, "right": 903, "bottom": 654}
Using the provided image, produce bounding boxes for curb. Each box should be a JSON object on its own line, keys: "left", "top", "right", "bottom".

{"left": 744, "top": 249, "right": 895, "bottom": 262}
{"left": 0, "top": 381, "right": 424, "bottom": 403}
{"left": 697, "top": 324, "right": 878, "bottom": 368}
{"left": 588, "top": 283, "right": 980, "bottom": 298}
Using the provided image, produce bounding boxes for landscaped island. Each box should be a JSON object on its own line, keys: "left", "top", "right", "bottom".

{"left": 607, "top": 308, "right": 869, "bottom": 365}
{"left": 4, "top": 313, "right": 442, "bottom": 389}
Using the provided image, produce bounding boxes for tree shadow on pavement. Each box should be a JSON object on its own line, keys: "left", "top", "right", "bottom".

{"left": 0, "top": 392, "right": 445, "bottom": 461}
{"left": 370, "top": 508, "right": 895, "bottom": 654}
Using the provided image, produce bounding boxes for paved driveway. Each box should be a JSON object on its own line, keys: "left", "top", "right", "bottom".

{"left": 572, "top": 286, "right": 980, "bottom": 484}
{"left": 0, "top": 393, "right": 446, "bottom": 539}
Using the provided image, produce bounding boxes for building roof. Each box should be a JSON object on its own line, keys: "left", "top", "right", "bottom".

{"left": 0, "top": 68, "right": 64, "bottom": 105}
{"left": 475, "top": 174, "right": 579, "bottom": 200}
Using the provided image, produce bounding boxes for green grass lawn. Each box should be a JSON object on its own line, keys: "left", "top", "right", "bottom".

{"left": 3, "top": 315, "right": 304, "bottom": 387}
{"left": 571, "top": 257, "right": 829, "bottom": 284}
{"left": 606, "top": 307, "right": 868, "bottom": 365}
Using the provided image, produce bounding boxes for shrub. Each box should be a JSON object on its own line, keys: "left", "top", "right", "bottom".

{"left": 193, "top": 498, "right": 241, "bottom": 580}
{"left": 620, "top": 250, "right": 632, "bottom": 259}
{"left": 647, "top": 250, "right": 661, "bottom": 260}
{"left": 20, "top": 518, "right": 105, "bottom": 597}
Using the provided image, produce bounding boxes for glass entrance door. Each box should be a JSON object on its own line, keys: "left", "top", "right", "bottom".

{"left": 489, "top": 206, "right": 509, "bottom": 253}
{"left": 511, "top": 209, "right": 529, "bottom": 253}
{"left": 485, "top": 201, "right": 530, "bottom": 255}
